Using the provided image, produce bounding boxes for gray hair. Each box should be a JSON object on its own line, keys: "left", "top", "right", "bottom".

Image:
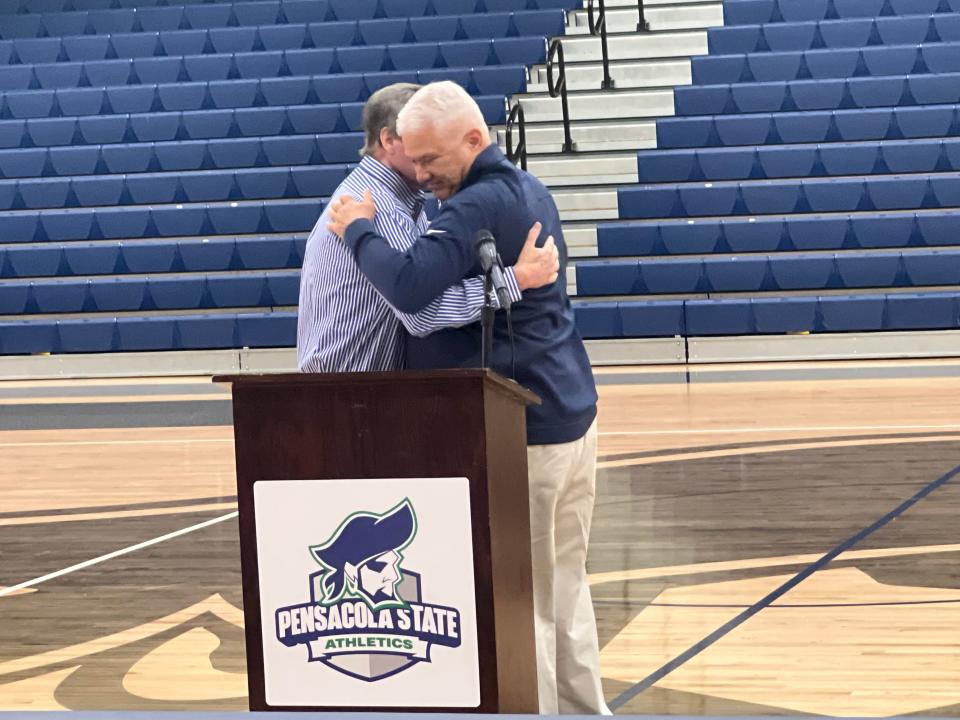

{"left": 360, "top": 82, "right": 422, "bottom": 157}
{"left": 396, "top": 81, "right": 487, "bottom": 137}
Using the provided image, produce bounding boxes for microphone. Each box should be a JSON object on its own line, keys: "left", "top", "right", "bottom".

{"left": 475, "top": 230, "right": 512, "bottom": 311}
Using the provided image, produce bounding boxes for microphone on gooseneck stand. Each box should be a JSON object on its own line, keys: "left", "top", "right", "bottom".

{"left": 475, "top": 229, "right": 512, "bottom": 311}
{"left": 474, "top": 230, "right": 516, "bottom": 378}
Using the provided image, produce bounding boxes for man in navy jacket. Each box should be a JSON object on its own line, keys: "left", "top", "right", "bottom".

{"left": 328, "top": 81, "right": 607, "bottom": 715}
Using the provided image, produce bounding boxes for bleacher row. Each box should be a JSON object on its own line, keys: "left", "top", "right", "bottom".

{"left": 0, "top": 0, "right": 556, "bottom": 355}
{"left": 575, "top": 0, "right": 960, "bottom": 342}
{"left": 0, "top": 9, "right": 568, "bottom": 43}
{"left": 0, "top": 0, "right": 578, "bottom": 21}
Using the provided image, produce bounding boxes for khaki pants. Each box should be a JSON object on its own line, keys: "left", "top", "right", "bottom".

{"left": 527, "top": 419, "right": 609, "bottom": 715}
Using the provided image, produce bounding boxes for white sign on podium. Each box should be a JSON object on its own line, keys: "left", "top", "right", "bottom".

{"left": 254, "top": 477, "right": 480, "bottom": 708}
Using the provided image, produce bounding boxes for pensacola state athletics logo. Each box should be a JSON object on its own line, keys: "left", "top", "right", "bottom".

{"left": 274, "top": 499, "right": 463, "bottom": 682}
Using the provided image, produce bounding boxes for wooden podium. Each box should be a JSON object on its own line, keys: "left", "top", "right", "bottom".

{"left": 215, "top": 369, "right": 540, "bottom": 713}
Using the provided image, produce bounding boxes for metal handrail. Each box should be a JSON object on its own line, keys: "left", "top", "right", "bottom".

{"left": 505, "top": 100, "right": 527, "bottom": 171}
{"left": 545, "top": 38, "right": 573, "bottom": 153}
{"left": 587, "top": 0, "right": 614, "bottom": 90}
{"left": 637, "top": 0, "right": 650, "bottom": 32}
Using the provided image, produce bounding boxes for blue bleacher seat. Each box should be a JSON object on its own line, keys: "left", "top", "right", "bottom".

{"left": 740, "top": 181, "right": 801, "bottom": 214}
{"left": 179, "top": 238, "right": 236, "bottom": 272}
{"left": 493, "top": 36, "right": 546, "bottom": 65}
{"left": 13, "top": 38, "right": 61, "bottom": 66}
{"left": 359, "top": 19, "right": 409, "bottom": 46}
{"left": 98, "top": 207, "right": 152, "bottom": 240}
{"left": 307, "top": 20, "right": 358, "bottom": 48}
{"left": 185, "top": 4, "right": 234, "bottom": 29}
{"left": 236, "top": 237, "right": 295, "bottom": 269}
{"left": 573, "top": 302, "right": 621, "bottom": 338}
{"left": 234, "top": 52, "right": 284, "bottom": 81}
{"left": 283, "top": 0, "right": 330, "bottom": 24}
{"left": 57, "top": 88, "right": 107, "bottom": 117}
{"left": 266, "top": 272, "right": 300, "bottom": 304}
{"left": 680, "top": 183, "right": 740, "bottom": 216}
{"left": 472, "top": 66, "right": 526, "bottom": 95}
{"left": 0, "top": 16, "right": 44, "bottom": 41}
{"left": 0, "top": 321, "right": 58, "bottom": 355}
{"left": 259, "top": 24, "right": 309, "bottom": 52}
{"left": 789, "top": 216, "right": 848, "bottom": 250}
{"left": 104, "top": 87, "right": 154, "bottom": 115}
{"left": 8, "top": 245, "right": 60, "bottom": 277}
{"left": 89, "top": 9, "right": 137, "bottom": 35}
{"left": 0, "top": 213, "right": 39, "bottom": 243}
{"left": 388, "top": 43, "right": 441, "bottom": 71}
{"left": 723, "top": 217, "right": 783, "bottom": 253}
{"left": 686, "top": 298, "right": 754, "bottom": 335}
{"left": 120, "top": 241, "right": 178, "bottom": 273}
{"left": 704, "top": 256, "right": 769, "bottom": 292}
{"left": 41, "top": 13, "right": 90, "bottom": 39}
{"left": 176, "top": 315, "right": 238, "bottom": 349}
{"left": 71, "top": 175, "right": 124, "bottom": 207}
{"left": 0, "top": 284, "right": 31, "bottom": 314}
{"left": 336, "top": 46, "right": 387, "bottom": 73}
{"left": 237, "top": 312, "right": 298, "bottom": 347}
{"left": 235, "top": 1, "right": 281, "bottom": 26}
{"left": 18, "top": 177, "right": 69, "bottom": 209}
{"left": 513, "top": 9, "right": 565, "bottom": 37}
{"left": 31, "top": 279, "right": 89, "bottom": 313}
{"left": 160, "top": 29, "right": 208, "bottom": 58}
{"left": 209, "top": 27, "right": 259, "bottom": 55}
{"left": 85, "top": 60, "right": 134, "bottom": 89}
{"left": 617, "top": 299, "right": 687, "bottom": 337}
{"left": 886, "top": 293, "right": 958, "bottom": 329}
{"left": 150, "top": 276, "right": 204, "bottom": 310}
{"left": 329, "top": 0, "right": 378, "bottom": 21}
{"left": 313, "top": 74, "right": 365, "bottom": 103}
{"left": 49, "top": 146, "right": 99, "bottom": 176}
{"left": 207, "top": 273, "right": 267, "bottom": 308}
{"left": 903, "top": 249, "right": 960, "bottom": 285}
{"left": 753, "top": 296, "right": 818, "bottom": 333}
{"left": 151, "top": 205, "right": 205, "bottom": 237}
{"left": 63, "top": 243, "right": 120, "bottom": 276}
{"left": 56, "top": 317, "right": 115, "bottom": 352}
{"left": 850, "top": 214, "right": 915, "bottom": 248}
{"left": 264, "top": 199, "right": 323, "bottom": 232}
{"left": 835, "top": 253, "right": 901, "bottom": 287}
{"left": 158, "top": 83, "right": 207, "bottom": 112}
{"left": 61, "top": 36, "right": 110, "bottom": 63}
{"left": 409, "top": 16, "right": 459, "bottom": 43}
{"left": 662, "top": 221, "right": 724, "bottom": 254}
{"left": 284, "top": 48, "right": 336, "bottom": 76}
{"left": 40, "top": 209, "right": 93, "bottom": 241}
{"left": 116, "top": 316, "right": 177, "bottom": 352}
{"left": 0, "top": 148, "right": 45, "bottom": 179}
{"left": 771, "top": 255, "right": 835, "bottom": 290}
{"left": 758, "top": 145, "right": 817, "bottom": 178}
{"left": 139, "top": 6, "right": 186, "bottom": 33}
{"left": 135, "top": 57, "right": 184, "bottom": 86}
{"left": 440, "top": 39, "right": 492, "bottom": 68}
{"left": 89, "top": 277, "right": 148, "bottom": 312}
{"left": 259, "top": 76, "right": 309, "bottom": 106}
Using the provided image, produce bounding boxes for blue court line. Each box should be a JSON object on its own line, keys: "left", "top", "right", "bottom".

{"left": 607, "top": 460, "right": 960, "bottom": 712}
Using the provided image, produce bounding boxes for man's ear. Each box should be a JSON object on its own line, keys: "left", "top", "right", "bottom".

{"left": 380, "top": 127, "right": 398, "bottom": 153}
{"left": 464, "top": 127, "right": 485, "bottom": 150}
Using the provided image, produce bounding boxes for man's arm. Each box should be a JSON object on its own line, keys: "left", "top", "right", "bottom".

{"left": 330, "top": 188, "right": 509, "bottom": 314}
{"left": 378, "top": 210, "right": 556, "bottom": 338}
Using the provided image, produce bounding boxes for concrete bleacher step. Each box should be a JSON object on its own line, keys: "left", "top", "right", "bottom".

{"left": 526, "top": 57, "right": 692, "bottom": 93}
{"left": 558, "top": 28, "right": 708, "bottom": 62}
{"left": 566, "top": 2, "right": 724, "bottom": 34}
{"left": 525, "top": 151, "right": 639, "bottom": 186}
{"left": 553, "top": 187, "right": 619, "bottom": 220}
{"left": 516, "top": 87, "right": 675, "bottom": 122}
{"left": 495, "top": 118, "right": 657, "bottom": 153}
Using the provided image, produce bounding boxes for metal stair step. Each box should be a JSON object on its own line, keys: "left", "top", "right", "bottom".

{"left": 527, "top": 58, "right": 691, "bottom": 93}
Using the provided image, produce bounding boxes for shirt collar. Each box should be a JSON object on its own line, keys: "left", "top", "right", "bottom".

{"left": 461, "top": 144, "right": 508, "bottom": 190}
{"left": 356, "top": 155, "right": 425, "bottom": 216}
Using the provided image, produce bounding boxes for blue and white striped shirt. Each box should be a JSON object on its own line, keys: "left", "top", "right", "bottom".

{"left": 297, "top": 156, "right": 521, "bottom": 373}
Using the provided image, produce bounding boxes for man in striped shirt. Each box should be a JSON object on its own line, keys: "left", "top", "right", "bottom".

{"left": 297, "top": 83, "right": 559, "bottom": 373}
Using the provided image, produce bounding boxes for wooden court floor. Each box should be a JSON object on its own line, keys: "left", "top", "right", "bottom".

{"left": 0, "top": 363, "right": 959, "bottom": 715}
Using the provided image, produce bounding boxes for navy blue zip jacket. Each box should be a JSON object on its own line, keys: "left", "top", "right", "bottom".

{"left": 343, "top": 144, "right": 597, "bottom": 445}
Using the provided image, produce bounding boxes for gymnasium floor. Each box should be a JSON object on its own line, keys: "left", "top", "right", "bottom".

{"left": 1, "top": 362, "right": 958, "bottom": 715}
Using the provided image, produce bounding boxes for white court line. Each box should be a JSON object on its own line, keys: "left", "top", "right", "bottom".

{"left": 0, "top": 511, "right": 238, "bottom": 599}
{"left": 0, "top": 438, "right": 233, "bottom": 448}
{"left": 600, "top": 424, "right": 960, "bottom": 436}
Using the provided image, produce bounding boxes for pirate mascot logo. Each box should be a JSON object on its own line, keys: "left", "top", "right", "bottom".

{"left": 275, "top": 499, "right": 464, "bottom": 682}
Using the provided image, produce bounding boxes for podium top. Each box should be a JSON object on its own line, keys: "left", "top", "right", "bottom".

{"left": 213, "top": 368, "right": 541, "bottom": 406}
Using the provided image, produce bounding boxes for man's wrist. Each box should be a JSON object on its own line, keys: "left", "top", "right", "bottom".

{"left": 512, "top": 264, "right": 531, "bottom": 291}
